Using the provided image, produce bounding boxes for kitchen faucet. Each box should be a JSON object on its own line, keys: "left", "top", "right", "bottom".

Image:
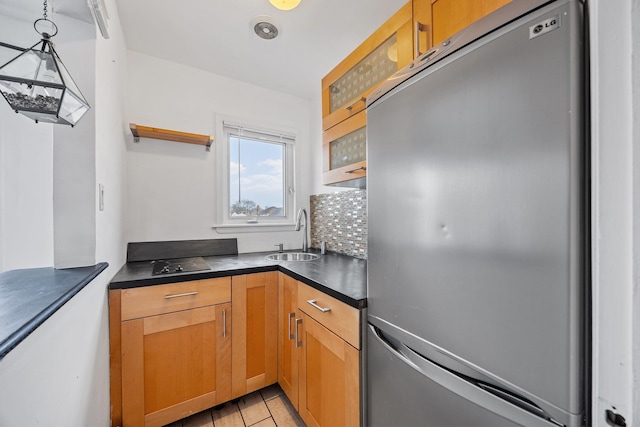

{"left": 295, "top": 208, "right": 308, "bottom": 252}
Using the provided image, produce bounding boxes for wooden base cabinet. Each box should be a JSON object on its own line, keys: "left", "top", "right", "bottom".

{"left": 298, "top": 313, "right": 360, "bottom": 427}
{"left": 231, "top": 272, "right": 278, "bottom": 398}
{"left": 111, "top": 277, "right": 232, "bottom": 427}
{"left": 295, "top": 282, "right": 361, "bottom": 427}
{"left": 110, "top": 272, "right": 362, "bottom": 427}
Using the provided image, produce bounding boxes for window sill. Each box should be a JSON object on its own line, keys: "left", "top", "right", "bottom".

{"left": 212, "top": 223, "right": 296, "bottom": 234}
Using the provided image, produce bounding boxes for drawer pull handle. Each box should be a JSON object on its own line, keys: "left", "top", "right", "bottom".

{"left": 164, "top": 291, "right": 198, "bottom": 299}
{"left": 288, "top": 312, "right": 296, "bottom": 340}
{"left": 307, "top": 299, "right": 331, "bottom": 313}
{"left": 295, "top": 318, "right": 303, "bottom": 348}
{"left": 345, "top": 166, "right": 366, "bottom": 174}
{"left": 345, "top": 96, "right": 366, "bottom": 111}
{"left": 414, "top": 21, "right": 430, "bottom": 58}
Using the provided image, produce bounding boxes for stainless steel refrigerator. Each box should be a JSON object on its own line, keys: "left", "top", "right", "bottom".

{"left": 365, "top": 0, "right": 588, "bottom": 426}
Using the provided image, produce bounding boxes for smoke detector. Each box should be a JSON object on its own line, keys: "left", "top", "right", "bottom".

{"left": 251, "top": 15, "right": 280, "bottom": 40}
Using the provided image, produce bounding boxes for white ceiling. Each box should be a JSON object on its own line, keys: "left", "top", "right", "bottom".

{"left": 0, "top": 0, "right": 408, "bottom": 99}
{"left": 113, "top": 0, "right": 408, "bottom": 99}
{"left": 0, "top": 0, "right": 92, "bottom": 25}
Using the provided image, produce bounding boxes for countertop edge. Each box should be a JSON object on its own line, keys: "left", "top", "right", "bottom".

{"left": 111, "top": 264, "right": 367, "bottom": 309}
{"left": 109, "top": 265, "right": 279, "bottom": 289}
{"left": 0, "top": 262, "right": 109, "bottom": 361}
{"left": 280, "top": 266, "right": 367, "bottom": 310}
{"left": 109, "top": 253, "right": 367, "bottom": 309}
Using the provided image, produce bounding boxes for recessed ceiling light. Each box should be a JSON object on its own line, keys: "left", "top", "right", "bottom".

{"left": 269, "top": 0, "right": 301, "bottom": 11}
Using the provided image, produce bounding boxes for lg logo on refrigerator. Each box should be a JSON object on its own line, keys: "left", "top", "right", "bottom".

{"left": 529, "top": 15, "right": 560, "bottom": 39}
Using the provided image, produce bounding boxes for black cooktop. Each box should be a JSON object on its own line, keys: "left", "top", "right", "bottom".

{"left": 151, "top": 257, "right": 211, "bottom": 275}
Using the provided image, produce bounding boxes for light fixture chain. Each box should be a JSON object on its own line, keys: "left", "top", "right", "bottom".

{"left": 43, "top": 0, "right": 48, "bottom": 20}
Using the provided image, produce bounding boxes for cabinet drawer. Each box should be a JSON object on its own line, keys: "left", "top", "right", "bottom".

{"left": 120, "top": 277, "right": 231, "bottom": 321}
{"left": 297, "top": 282, "right": 360, "bottom": 349}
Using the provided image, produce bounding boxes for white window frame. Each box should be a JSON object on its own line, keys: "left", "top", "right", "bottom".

{"left": 213, "top": 116, "right": 296, "bottom": 232}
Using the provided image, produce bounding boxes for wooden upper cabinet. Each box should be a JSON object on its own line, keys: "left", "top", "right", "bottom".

{"left": 231, "top": 272, "right": 278, "bottom": 399}
{"left": 321, "top": 2, "right": 412, "bottom": 187}
{"left": 322, "top": 109, "right": 367, "bottom": 186}
{"left": 419, "top": 0, "right": 512, "bottom": 48}
{"left": 321, "top": 2, "right": 413, "bottom": 132}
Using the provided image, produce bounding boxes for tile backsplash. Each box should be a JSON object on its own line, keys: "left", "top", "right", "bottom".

{"left": 310, "top": 190, "right": 367, "bottom": 259}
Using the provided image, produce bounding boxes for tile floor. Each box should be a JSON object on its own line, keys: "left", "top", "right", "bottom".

{"left": 164, "top": 384, "right": 306, "bottom": 427}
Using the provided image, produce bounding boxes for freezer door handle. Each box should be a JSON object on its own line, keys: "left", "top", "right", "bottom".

{"left": 368, "top": 324, "right": 563, "bottom": 427}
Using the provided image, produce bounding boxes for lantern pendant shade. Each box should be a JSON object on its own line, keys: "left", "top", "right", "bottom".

{"left": 0, "top": 38, "right": 90, "bottom": 126}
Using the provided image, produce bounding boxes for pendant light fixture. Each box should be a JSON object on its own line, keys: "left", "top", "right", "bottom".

{"left": 0, "top": 0, "right": 90, "bottom": 126}
{"left": 268, "top": 0, "right": 301, "bottom": 11}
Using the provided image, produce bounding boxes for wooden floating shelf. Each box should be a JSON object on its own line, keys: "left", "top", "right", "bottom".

{"left": 129, "top": 123, "right": 214, "bottom": 151}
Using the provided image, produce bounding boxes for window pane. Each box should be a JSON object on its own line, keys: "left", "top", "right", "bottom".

{"left": 229, "top": 136, "right": 285, "bottom": 217}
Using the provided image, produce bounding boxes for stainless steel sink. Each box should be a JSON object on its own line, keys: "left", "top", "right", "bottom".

{"left": 265, "top": 252, "right": 320, "bottom": 261}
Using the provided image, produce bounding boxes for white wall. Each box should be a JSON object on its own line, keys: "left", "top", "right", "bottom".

{"left": 0, "top": 271, "right": 111, "bottom": 427}
{"left": 0, "top": 0, "right": 128, "bottom": 425}
{"left": 0, "top": 110, "right": 54, "bottom": 270}
{"left": 52, "top": 15, "right": 98, "bottom": 269}
{"left": 590, "top": 0, "right": 638, "bottom": 425}
{"left": 125, "top": 52, "right": 312, "bottom": 253}
{"left": 633, "top": 0, "right": 640, "bottom": 422}
{"left": 0, "top": 14, "right": 55, "bottom": 271}
{"left": 94, "top": 0, "right": 128, "bottom": 271}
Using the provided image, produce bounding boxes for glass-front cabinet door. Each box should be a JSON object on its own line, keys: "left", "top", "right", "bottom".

{"left": 321, "top": 2, "right": 413, "bottom": 187}
{"left": 321, "top": 3, "right": 412, "bottom": 132}
{"left": 322, "top": 110, "right": 366, "bottom": 186}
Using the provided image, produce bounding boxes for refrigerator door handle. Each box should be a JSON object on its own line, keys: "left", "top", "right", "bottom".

{"left": 473, "top": 382, "right": 562, "bottom": 426}
{"left": 368, "top": 325, "right": 563, "bottom": 427}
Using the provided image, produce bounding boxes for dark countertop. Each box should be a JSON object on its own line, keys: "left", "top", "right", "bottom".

{"left": 0, "top": 263, "right": 108, "bottom": 360}
{"left": 110, "top": 251, "right": 367, "bottom": 309}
